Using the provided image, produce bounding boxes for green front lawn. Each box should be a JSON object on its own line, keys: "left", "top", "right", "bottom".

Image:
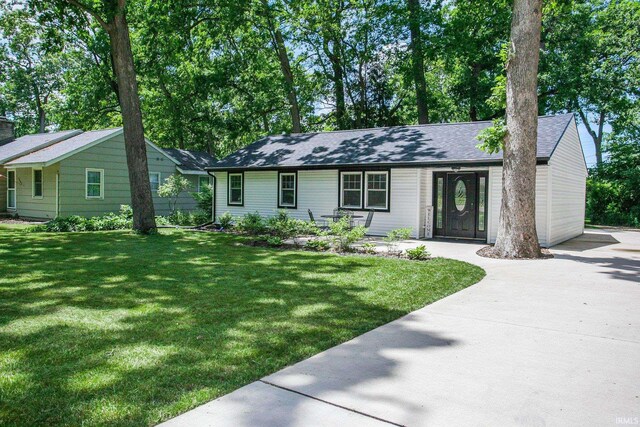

{"left": 0, "top": 228, "right": 484, "bottom": 426}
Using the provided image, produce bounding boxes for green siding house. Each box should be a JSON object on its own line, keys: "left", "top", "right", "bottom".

{"left": 0, "top": 124, "right": 215, "bottom": 220}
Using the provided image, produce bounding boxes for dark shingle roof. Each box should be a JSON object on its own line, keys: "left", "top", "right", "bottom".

{"left": 0, "top": 130, "right": 82, "bottom": 164}
{"left": 208, "top": 114, "right": 575, "bottom": 170}
{"left": 163, "top": 148, "right": 217, "bottom": 172}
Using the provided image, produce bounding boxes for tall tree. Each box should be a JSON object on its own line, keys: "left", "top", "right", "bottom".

{"left": 58, "top": 0, "right": 156, "bottom": 233}
{"left": 492, "top": 0, "right": 543, "bottom": 258}
{"left": 0, "top": 4, "right": 64, "bottom": 134}
{"left": 539, "top": 0, "right": 639, "bottom": 166}
{"left": 407, "top": 0, "right": 429, "bottom": 124}
{"left": 260, "top": 0, "right": 302, "bottom": 133}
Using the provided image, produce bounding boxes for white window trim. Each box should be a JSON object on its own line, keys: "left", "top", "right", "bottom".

{"left": 197, "top": 175, "right": 210, "bottom": 193}
{"left": 228, "top": 172, "right": 243, "bottom": 205}
{"left": 7, "top": 169, "right": 16, "bottom": 210}
{"left": 32, "top": 167, "right": 44, "bottom": 199}
{"left": 85, "top": 168, "right": 104, "bottom": 200}
{"left": 340, "top": 171, "right": 363, "bottom": 209}
{"left": 278, "top": 172, "right": 296, "bottom": 207}
{"left": 364, "top": 171, "right": 389, "bottom": 210}
{"left": 149, "top": 172, "right": 161, "bottom": 193}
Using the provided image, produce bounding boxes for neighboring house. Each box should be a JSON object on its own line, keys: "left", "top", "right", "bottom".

{"left": 0, "top": 125, "right": 215, "bottom": 219}
{"left": 207, "top": 113, "right": 587, "bottom": 247}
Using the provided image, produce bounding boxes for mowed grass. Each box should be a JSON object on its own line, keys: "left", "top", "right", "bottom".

{"left": 0, "top": 227, "right": 484, "bottom": 426}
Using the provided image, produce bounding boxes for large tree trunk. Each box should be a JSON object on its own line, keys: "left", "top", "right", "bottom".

{"left": 273, "top": 29, "right": 302, "bottom": 133}
{"left": 578, "top": 109, "right": 604, "bottom": 166}
{"left": 407, "top": 0, "right": 429, "bottom": 124}
{"left": 330, "top": 40, "right": 347, "bottom": 130}
{"left": 492, "top": 0, "right": 543, "bottom": 258}
{"left": 109, "top": 10, "right": 156, "bottom": 233}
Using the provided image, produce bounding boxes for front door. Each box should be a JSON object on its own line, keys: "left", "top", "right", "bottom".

{"left": 433, "top": 171, "right": 488, "bottom": 240}
{"left": 446, "top": 173, "right": 476, "bottom": 238}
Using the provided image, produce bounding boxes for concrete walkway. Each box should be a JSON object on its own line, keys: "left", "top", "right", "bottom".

{"left": 161, "top": 229, "right": 640, "bottom": 427}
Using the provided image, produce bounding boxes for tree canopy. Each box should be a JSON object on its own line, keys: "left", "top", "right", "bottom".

{"left": 1, "top": 0, "right": 637, "bottom": 163}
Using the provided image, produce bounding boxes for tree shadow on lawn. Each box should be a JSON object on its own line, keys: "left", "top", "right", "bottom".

{"left": 0, "top": 230, "right": 483, "bottom": 426}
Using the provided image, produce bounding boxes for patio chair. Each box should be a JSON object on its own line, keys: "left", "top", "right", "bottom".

{"left": 356, "top": 209, "right": 375, "bottom": 228}
{"left": 308, "top": 209, "right": 329, "bottom": 230}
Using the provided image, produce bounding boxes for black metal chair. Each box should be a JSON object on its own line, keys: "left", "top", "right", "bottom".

{"left": 356, "top": 209, "right": 375, "bottom": 228}
{"left": 308, "top": 209, "right": 329, "bottom": 230}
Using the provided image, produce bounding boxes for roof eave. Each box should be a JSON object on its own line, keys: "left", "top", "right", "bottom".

{"left": 206, "top": 157, "right": 550, "bottom": 172}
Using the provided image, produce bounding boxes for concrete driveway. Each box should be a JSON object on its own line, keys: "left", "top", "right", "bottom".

{"left": 161, "top": 229, "right": 640, "bottom": 427}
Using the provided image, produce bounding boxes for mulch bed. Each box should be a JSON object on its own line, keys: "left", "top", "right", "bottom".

{"left": 476, "top": 245, "right": 554, "bottom": 260}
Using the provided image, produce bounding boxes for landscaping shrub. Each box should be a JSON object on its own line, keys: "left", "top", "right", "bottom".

{"left": 305, "top": 239, "right": 331, "bottom": 251}
{"left": 328, "top": 217, "right": 367, "bottom": 252}
{"left": 158, "top": 174, "right": 192, "bottom": 213}
{"left": 191, "top": 183, "right": 212, "bottom": 216}
{"left": 29, "top": 205, "right": 134, "bottom": 232}
{"left": 165, "top": 210, "right": 211, "bottom": 226}
{"left": 266, "top": 236, "right": 283, "bottom": 247}
{"left": 218, "top": 212, "right": 234, "bottom": 229}
{"left": 384, "top": 227, "right": 412, "bottom": 254}
{"left": 406, "top": 245, "right": 430, "bottom": 260}
{"left": 360, "top": 242, "right": 377, "bottom": 254}
{"left": 236, "top": 211, "right": 267, "bottom": 235}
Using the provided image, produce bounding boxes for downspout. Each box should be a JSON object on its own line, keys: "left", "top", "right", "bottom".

{"left": 207, "top": 170, "right": 216, "bottom": 222}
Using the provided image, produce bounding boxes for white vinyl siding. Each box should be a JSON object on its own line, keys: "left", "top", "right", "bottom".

{"left": 214, "top": 168, "right": 421, "bottom": 237}
{"left": 548, "top": 118, "right": 587, "bottom": 246}
{"left": 487, "top": 165, "right": 550, "bottom": 247}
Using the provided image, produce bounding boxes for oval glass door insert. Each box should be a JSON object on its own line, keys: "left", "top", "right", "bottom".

{"left": 454, "top": 180, "right": 467, "bottom": 211}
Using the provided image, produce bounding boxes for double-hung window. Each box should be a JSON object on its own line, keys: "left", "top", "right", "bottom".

{"left": 228, "top": 172, "right": 243, "bottom": 205}
{"left": 86, "top": 168, "right": 104, "bottom": 199}
{"left": 365, "top": 171, "right": 388, "bottom": 210}
{"left": 32, "top": 168, "right": 43, "bottom": 198}
{"left": 278, "top": 172, "right": 296, "bottom": 208}
{"left": 340, "top": 172, "right": 363, "bottom": 209}
{"left": 149, "top": 172, "right": 161, "bottom": 192}
{"left": 198, "top": 176, "right": 210, "bottom": 193}
{"left": 7, "top": 170, "right": 16, "bottom": 209}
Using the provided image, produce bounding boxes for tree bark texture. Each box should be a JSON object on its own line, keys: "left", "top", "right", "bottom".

{"left": 109, "top": 10, "right": 157, "bottom": 233}
{"left": 273, "top": 28, "right": 302, "bottom": 133}
{"left": 493, "top": 0, "right": 543, "bottom": 258}
{"left": 407, "top": 0, "right": 429, "bottom": 124}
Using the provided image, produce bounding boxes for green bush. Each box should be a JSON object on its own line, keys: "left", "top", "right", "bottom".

{"left": 305, "top": 239, "right": 331, "bottom": 251}
{"left": 406, "top": 245, "right": 430, "bottom": 260}
{"left": 236, "top": 211, "right": 267, "bottom": 235}
{"left": 384, "top": 227, "right": 412, "bottom": 254}
{"left": 328, "top": 217, "right": 367, "bottom": 252}
{"left": 218, "top": 212, "right": 234, "bottom": 229}
{"left": 164, "top": 210, "right": 211, "bottom": 226}
{"left": 29, "top": 205, "right": 134, "bottom": 233}
{"left": 360, "top": 242, "right": 377, "bottom": 254}
{"left": 191, "top": 183, "right": 212, "bottom": 216}
{"left": 266, "top": 236, "right": 283, "bottom": 247}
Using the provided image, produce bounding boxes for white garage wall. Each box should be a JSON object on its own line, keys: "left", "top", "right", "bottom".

{"left": 548, "top": 118, "right": 587, "bottom": 246}
{"left": 214, "top": 168, "right": 422, "bottom": 237}
{"left": 487, "top": 165, "right": 550, "bottom": 247}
